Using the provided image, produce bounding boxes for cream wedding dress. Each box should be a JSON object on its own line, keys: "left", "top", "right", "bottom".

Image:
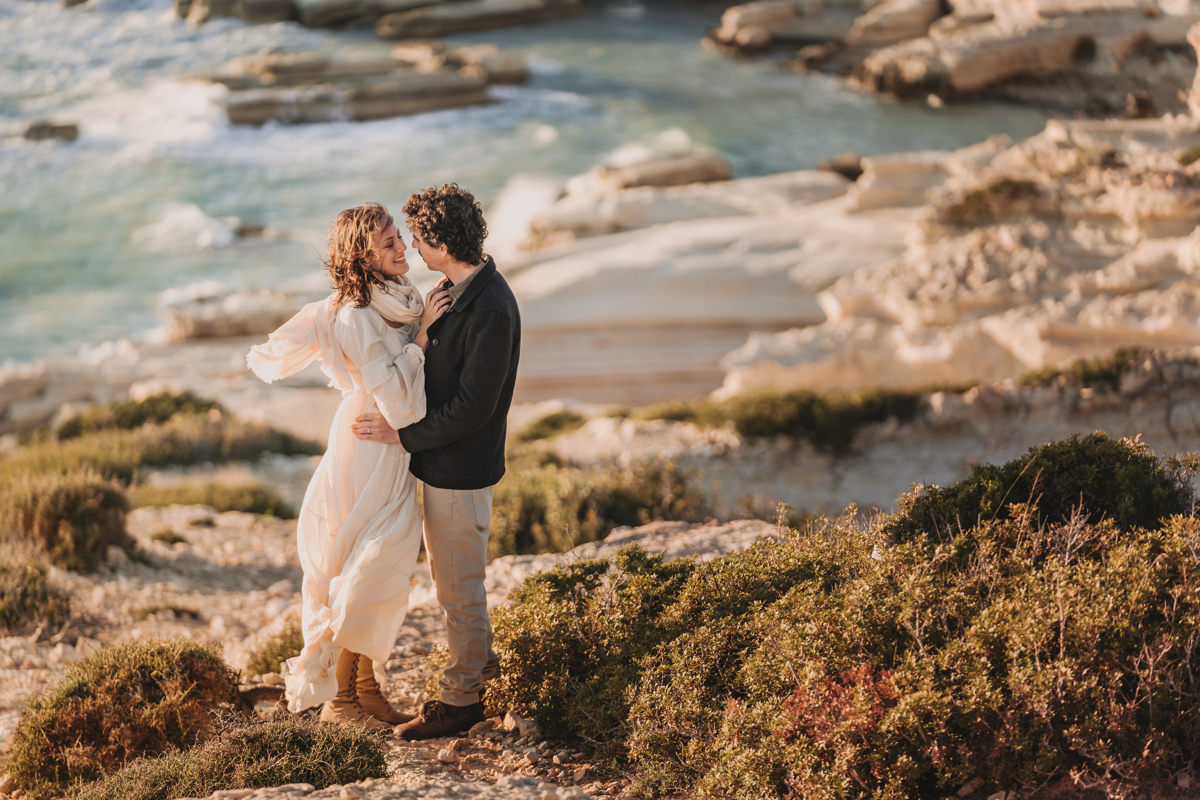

{"left": 247, "top": 279, "right": 426, "bottom": 712}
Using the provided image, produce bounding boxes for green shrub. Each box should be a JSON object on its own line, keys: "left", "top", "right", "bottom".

{"left": 493, "top": 436, "right": 1200, "bottom": 799}
{"left": 1178, "top": 144, "right": 1200, "bottom": 167}
{"left": 5, "top": 638, "right": 240, "bottom": 800}
{"left": 945, "top": 178, "right": 1042, "bottom": 226}
{"left": 883, "top": 432, "right": 1192, "bottom": 546}
{"left": 490, "top": 546, "right": 697, "bottom": 752}
{"left": 73, "top": 715, "right": 387, "bottom": 800}
{"left": 57, "top": 391, "right": 224, "bottom": 440}
{"left": 244, "top": 621, "right": 304, "bottom": 678}
{"left": 0, "top": 469, "right": 130, "bottom": 571}
{"left": 490, "top": 456, "right": 712, "bottom": 559}
{"left": 516, "top": 409, "right": 589, "bottom": 442}
{"left": 0, "top": 415, "right": 322, "bottom": 486}
{"left": 1017, "top": 347, "right": 1146, "bottom": 391}
{"left": 634, "top": 389, "right": 928, "bottom": 453}
{"left": 149, "top": 528, "right": 187, "bottom": 546}
{"left": 131, "top": 481, "right": 295, "bottom": 519}
{"left": 0, "top": 540, "right": 71, "bottom": 635}
{"left": 131, "top": 604, "right": 200, "bottom": 622}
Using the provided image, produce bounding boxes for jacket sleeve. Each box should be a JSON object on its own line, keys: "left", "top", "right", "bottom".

{"left": 397, "top": 310, "right": 513, "bottom": 453}
{"left": 340, "top": 310, "right": 427, "bottom": 431}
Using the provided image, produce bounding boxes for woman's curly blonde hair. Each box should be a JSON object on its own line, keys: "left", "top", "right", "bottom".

{"left": 324, "top": 202, "right": 394, "bottom": 309}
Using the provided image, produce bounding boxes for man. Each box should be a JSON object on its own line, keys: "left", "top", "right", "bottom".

{"left": 352, "top": 184, "right": 520, "bottom": 740}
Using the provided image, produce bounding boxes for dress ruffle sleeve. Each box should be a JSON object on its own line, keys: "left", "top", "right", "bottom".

{"left": 338, "top": 309, "right": 427, "bottom": 431}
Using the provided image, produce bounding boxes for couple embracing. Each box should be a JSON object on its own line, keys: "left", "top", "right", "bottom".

{"left": 247, "top": 184, "right": 520, "bottom": 740}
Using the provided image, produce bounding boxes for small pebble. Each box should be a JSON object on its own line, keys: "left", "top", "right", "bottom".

{"left": 436, "top": 748, "right": 459, "bottom": 763}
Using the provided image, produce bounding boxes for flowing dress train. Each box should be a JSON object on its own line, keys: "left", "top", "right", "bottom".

{"left": 248, "top": 288, "right": 426, "bottom": 713}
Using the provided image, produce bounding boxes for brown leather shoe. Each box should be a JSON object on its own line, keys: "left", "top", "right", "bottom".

{"left": 395, "top": 699, "right": 485, "bottom": 741}
{"left": 355, "top": 655, "right": 415, "bottom": 726}
{"left": 318, "top": 650, "right": 393, "bottom": 733}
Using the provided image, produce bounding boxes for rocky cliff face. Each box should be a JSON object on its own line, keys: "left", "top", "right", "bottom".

{"left": 721, "top": 113, "right": 1200, "bottom": 395}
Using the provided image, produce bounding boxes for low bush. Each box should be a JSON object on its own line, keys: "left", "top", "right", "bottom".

{"left": 244, "top": 621, "right": 304, "bottom": 678}
{"left": 945, "top": 178, "right": 1042, "bottom": 226}
{"left": 1178, "top": 144, "right": 1200, "bottom": 167}
{"left": 73, "top": 715, "right": 387, "bottom": 800}
{"left": 0, "top": 469, "right": 129, "bottom": 571}
{"left": 492, "top": 435, "right": 1200, "bottom": 799}
{"left": 131, "top": 604, "right": 200, "bottom": 622}
{"left": 883, "top": 432, "right": 1193, "bottom": 546}
{"left": 57, "top": 391, "right": 224, "bottom": 440}
{"left": 516, "top": 409, "right": 588, "bottom": 442}
{"left": 6, "top": 638, "right": 240, "bottom": 800}
{"left": 1, "top": 415, "right": 322, "bottom": 486}
{"left": 632, "top": 389, "right": 928, "bottom": 453}
{"left": 1017, "top": 347, "right": 1146, "bottom": 391}
{"left": 489, "top": 455, "right": 712, "bottom": 559}
{"left": 131, "top": 481, "right": 295, "bottom": 519}
{"left": 0, "top": 540, "right": 71, "bottom": 635}
{"left": 149, "top": 528, "right": 187, "bottom": 545}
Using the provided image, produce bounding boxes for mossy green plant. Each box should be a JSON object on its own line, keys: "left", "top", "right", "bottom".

{"left": 1, "top": 415, "right": 322, "bottom": 487}
{"left": 1017, "top": 346, "right": 1145, "bottom": 391}
{"left": 5, "top": 638, "right": 240, "bottom": 800}
{"left": 1178, "top": 144, "right": 1200, "bottom": 167}
{"left": 516, "top": 409, "right": 588, "bottom": 442}
{"left": 131, "top": 481, "right": 295, "bottom": 518}
{"left": 130, "top": 603, "right": 201, "bottom": 622}
{"left": 945, "top": 178, "right": 1042, "bottom": 226}
{"left": 0, "top": 469, "right": 130, "bottom": 571}
{"left": 883, "top": 431, "right": 1192, "bottom": 546}
{"left": 149, "top": 528, "right": 187, "bottom": 546}
{"left": 244, "top": 620, "right": 304, "bottom": 678}
{"left": 633, "top": 388, "right": 931, "bottom": 453}
{"left": 57, "top": 391, "right": 225, "bottom": 440}
{"left": 0, "top": 540, "right": 71, "bottom": 635}
{"left": 490, "top": 455, "right": 711, "bottom": 559}
{"left": 72, "top": 716, "right": 387, "bottom": 800}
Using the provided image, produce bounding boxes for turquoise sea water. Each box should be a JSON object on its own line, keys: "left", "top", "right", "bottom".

{"left": 0, "top": 0, "right": 1052, "bottom": 363}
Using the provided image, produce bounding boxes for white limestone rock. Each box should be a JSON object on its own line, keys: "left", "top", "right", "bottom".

{"left": 376, "top": 0, "right": 581, "bottom": 39}
{"left": 845, "top": 0, "right": 943, "bottom": 46}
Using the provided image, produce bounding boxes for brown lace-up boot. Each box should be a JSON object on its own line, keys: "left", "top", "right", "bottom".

{"left": 355, "top": 654, "right": 415, "bottom": 725}
{"left": 319, "top": 649, "right": 393, "bottom": 733}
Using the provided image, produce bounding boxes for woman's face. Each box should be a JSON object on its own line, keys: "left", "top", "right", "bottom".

{"left": 370, "top": 221, "right": 409, "bottom": 278}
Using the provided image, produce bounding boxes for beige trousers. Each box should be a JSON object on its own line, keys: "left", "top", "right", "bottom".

{"left": 422, "top": 484, "right": 500, "bottom": 706}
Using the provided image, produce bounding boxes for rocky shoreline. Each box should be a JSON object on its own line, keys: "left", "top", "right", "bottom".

{"left": 55, "top": 0, "right": 1198, "bottom": 117}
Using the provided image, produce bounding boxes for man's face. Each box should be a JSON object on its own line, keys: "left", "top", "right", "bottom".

{"left": 370, "top": 222, "right": 409, "bottom": 278}
{"left": 410, "top": 230, "right": 448, "bottom": 274}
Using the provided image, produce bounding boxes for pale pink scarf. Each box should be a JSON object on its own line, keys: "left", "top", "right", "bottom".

{"left": 246, "top": 277, "right": 423, "bottom": 393}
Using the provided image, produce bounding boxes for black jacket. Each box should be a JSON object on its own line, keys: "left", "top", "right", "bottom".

{"left": 397, "top": 256, "right": 521, "bottom": 490}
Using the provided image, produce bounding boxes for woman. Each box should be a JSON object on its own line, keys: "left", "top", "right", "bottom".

{"left": 247, "top": 202, "right": 450, "bottom": 730}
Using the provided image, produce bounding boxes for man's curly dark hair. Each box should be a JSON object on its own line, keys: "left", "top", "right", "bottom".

{"left": 402, "top": 184, "right": 488, "bottom": 266}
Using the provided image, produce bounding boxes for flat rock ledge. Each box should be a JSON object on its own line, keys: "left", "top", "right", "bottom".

{"left": 714, "top": 0, "right": 1198, "bottom": 115}
{"left": 177, "top": 775, "right": 588, "bottom": 799}
{"left": 196, "top": 44, "right": 527, "bottom": 126}
{"left": 177, "top": 0, "right": 581, "bottom": 38}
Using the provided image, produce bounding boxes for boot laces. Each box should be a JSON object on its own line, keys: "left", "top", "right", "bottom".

{"left": 420, "top": 700, "right": 450, "bottom": 720}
